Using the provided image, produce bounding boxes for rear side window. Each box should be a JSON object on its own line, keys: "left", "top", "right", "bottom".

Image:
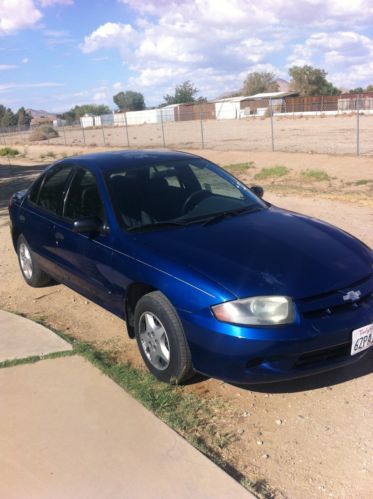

{"left": 36, "top": 166, "right": 73, "bottom": 214}
{"left": 28, "top": 175, "right": 45, "bottom": 203}
{"left": 64, "top": 169, "right": 105, "bottom": 222}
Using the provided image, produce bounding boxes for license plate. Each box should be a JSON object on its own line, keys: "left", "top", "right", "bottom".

{"left": 351, "top": 324, "right": 373, "bottom": 356}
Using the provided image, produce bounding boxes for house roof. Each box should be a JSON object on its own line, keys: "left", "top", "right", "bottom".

{"left": 213, "top": 91, "right": 298, "bottom": 103}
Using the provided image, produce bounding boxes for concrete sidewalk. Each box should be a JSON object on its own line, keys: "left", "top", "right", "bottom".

{"left": 0, "top": 311, "right": 253, "bottom": 499}
{"left": 0, "top": 309, "right": 72, "bottom": 361}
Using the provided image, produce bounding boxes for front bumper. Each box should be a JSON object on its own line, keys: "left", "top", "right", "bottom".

{"left": 178, "top": 295, "right": 373, "bottom": 383}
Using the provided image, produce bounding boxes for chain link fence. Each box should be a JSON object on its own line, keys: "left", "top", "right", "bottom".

{"left": 1, "top": 96, "right": 372, "bottom": 156}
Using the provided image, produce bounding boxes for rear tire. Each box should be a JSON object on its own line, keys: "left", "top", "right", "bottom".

{"left": 17, "top": 235, "right": 51, "bottom": 287}
{"left": 134, "top": 291, "right": 194, "bottom": 384}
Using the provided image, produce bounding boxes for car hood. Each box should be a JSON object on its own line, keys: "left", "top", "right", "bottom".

{"left": 136, "top": 207, "right": 372, "bottom": 301}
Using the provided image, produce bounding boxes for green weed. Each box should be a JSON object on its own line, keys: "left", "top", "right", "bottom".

{"left": 224, "top": 161, "right": 256, "bottom": 174}
{"left": 301, "top": 169, "right": 330, "bottom": 181}
{"left": 0, "top": 147, "right": 19, "bottom": 157}
{"left": 354, "top": 179, "right": 373, "bottom": 186}
{"left": 254, "top": 166, "right": 289, "bottom": 180}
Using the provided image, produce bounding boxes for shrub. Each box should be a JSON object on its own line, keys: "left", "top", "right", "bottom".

{"left": 0, "top": 147, "right": 19, "bottom": 157}
{"left": 254, "top": 166, "right": 289, "bottom": 180}
{"left": 301, "top": 169, "right": 330, "bottom": 181}
{"left": 224, "top": 162, "right": 256, "bottom": 174}
{"left": 29, "top": 125, "right": 59, "bottom": 142}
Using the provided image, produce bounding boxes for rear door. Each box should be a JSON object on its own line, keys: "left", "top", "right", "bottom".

{"left": 21, "top": 164, "right": 74, "bottom": 281}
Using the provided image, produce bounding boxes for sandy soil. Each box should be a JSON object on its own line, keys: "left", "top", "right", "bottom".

{"left": 3, "top": 112, "right": 373, "bottom": 156}
{"left": 0, "top": 149, "right": 372, "bottom": 498}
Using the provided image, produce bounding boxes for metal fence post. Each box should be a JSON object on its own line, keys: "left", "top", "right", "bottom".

{"left": 101, "top": 123, "right": 106, "bottom": 146}
{"left": 62, "top": 123, "right": 67, "bottom": 146}
{"left": 200, "top": 109, "right": 205, "bottom": 149}
{"left": 81, "top": 122, "right": 86, "bottom": 146}
{"left": 124, "top": 113, "right": 130, "bottom": 148}
{"left": 356, "top": 95, "right": 360, "bottom": 156}
{"left": 269, "top": 97, "right": 275, "bottom": 151}
{"left": 160, "top": 109, "right": 166, "bottom": 148}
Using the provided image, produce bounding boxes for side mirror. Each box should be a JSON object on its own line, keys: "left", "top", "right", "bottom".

{"left": 73, "top": 216, "right": 103, "bottom": 234}
{"left": 251, "top": 185, "right": 264, "bottom": 198}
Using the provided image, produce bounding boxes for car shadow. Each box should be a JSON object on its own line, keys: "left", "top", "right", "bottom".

{"left": 187, "top": 349, "right": 373, "bottom": 392}
{"left": 0, "top": 162, "right": 46, "bottom": 219}
{"left": 233, "top": 349, "right": 373, "bottom": 393}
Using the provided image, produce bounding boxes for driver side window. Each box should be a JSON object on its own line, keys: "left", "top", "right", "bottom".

{"left": 64, "top": 168, "right": 106, "bottom": 222}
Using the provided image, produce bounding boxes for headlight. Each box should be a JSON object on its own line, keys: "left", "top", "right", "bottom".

{"left": 212, "top": 296, "right": 295, "bottom": 325}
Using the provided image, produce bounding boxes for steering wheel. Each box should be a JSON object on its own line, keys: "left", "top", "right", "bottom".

{"left": 182, "top": 190, "right": 212, "bottom": 214}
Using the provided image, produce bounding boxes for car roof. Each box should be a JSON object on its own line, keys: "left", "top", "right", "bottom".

{"left": 60, "top": 149, "right": 201, "bottom": 171}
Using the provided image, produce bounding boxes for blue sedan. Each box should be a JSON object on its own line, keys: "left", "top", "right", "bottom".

{"left": 8, "top": 150, "right": 373, "bottom": 384}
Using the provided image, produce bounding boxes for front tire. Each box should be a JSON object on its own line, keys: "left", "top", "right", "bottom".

{"left": 134, "top": 291, "right": 194, "bottom": 384}
{"left": 17, "top": 235, "right": 51, "bottom": 287}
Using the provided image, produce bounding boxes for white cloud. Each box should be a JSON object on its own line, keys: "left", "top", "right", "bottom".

{"left": 38, "top": 0, "right": 73, "bottom": 6}
{"left": 21, "top": 57, "right": 29, "bottom": 64}
{"left": 112, "top": 82, "right": 122, "bottom": 91}
{"left": 92, "top": 56, "right": 109, "bottom": 62}
{"left": 120, "top": 0, "right": 373, "bottom": 28}
{"left": 43, "top": 29, "right": 69, "bottom": 37}
{"left": 82, "top": 1, "right": 373, "bottom": 103}
{"left": 92, "top": 88, "right": 109, "bottom": 102}
{"left": 81, "top": 22, "right": 135, "bottom": 54}
{"left": 287, "top": 31, "right": 373, "bottom": 87}
{"left": 0, "top": 82, "right": 64, "bottom": 93}
{"left": 0, "top": 0, "right": 42, "bottom": 35}
{"left": 0, "top": 64, "right": 18, "bottom": 70}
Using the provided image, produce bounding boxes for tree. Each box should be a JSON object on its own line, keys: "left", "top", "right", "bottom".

{"left": 113, "top": 91, "right": 145, "bottom": 111}
{"left": 349, "top": 87, "right": 364, "bottom": 94}
{"left": 0, "top": 107, "right": 17, "bottom": 127}
{"left": 61, "top": 104, "right": 111, "bottom": 123}
{"left": 288, "top": 65, "right": 340, "bottom": 96}
{"left": 15, "top": 107, "right": 32, "bottom": 126}
{"left": 163, "top": 81, "right": 199, "bottom": 105}
{"left": 349, "top": 84, "right": 373, "bottom": 93}
{"left": 242, "top": 72, "right": 279, "bottom": 96}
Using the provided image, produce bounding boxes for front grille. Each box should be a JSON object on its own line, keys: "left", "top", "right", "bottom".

{"left": 295, "top": 343, "right": 350, "bottom": 369}
{"left": 297, "top": 273, "right": 373, "bottom": 320}
{"left": 303, "top": 292, "right": 373, "bottom": 319}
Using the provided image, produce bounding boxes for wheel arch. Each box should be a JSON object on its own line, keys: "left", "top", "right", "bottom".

{"left": 124, "top": 282, "right": 157, "bottom": 338}
{"left": 11, "top": 227, "right": 21, "bottom": 251}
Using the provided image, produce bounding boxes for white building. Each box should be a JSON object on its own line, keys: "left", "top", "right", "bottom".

{"left": 113, "top": 108, "right": 176, "bottom": 126}
{"left": 53, "top": 119, "right": 67, "bottom": 127}
{"left": 94, "top": 114, "right": 114, "bottom": 127}
{"left": 80, "top": 115, "right": 94, "bottom": 128}
{"left": 214, "top": 92, "right": 298, "bottom": 119}
{"left": 214, "top": 97, "right": 246, "bottom": 120}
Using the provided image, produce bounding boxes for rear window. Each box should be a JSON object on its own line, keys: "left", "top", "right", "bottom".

{"left": 34, "top": 166, "right": 73, "bottom": 215}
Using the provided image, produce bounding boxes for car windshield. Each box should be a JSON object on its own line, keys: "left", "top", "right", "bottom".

{"left": 106, "top": 158, "right": 266, "bottom": 231}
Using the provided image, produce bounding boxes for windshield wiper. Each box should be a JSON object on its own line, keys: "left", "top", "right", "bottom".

{"left": 201, "top": 205, "right": 261, "bottom": 226}
{"left": 126, "top": 220, "right": 190, "bottom": 232}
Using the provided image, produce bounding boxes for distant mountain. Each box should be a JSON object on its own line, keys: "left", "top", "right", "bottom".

{"left": 276, "top": 78, "right": 289, "bottom": 92}
{"left": 27, "top": 108, "right": 57, "bottom": 119}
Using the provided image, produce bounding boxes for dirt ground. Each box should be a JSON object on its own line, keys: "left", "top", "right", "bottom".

{"left": 3, "top": 112, "right": 373, "bottom": 156}
{"left": 0, "top": 147, "right": 372, "bottom": 498}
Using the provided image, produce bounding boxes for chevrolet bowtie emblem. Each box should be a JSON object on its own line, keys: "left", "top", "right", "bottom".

{"left": 343, "top": 290, "right": 362, "bottom": 302}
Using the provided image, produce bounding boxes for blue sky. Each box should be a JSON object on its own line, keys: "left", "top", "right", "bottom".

{"left": 1, "top": 0, "right": 373, "bottom": 113}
